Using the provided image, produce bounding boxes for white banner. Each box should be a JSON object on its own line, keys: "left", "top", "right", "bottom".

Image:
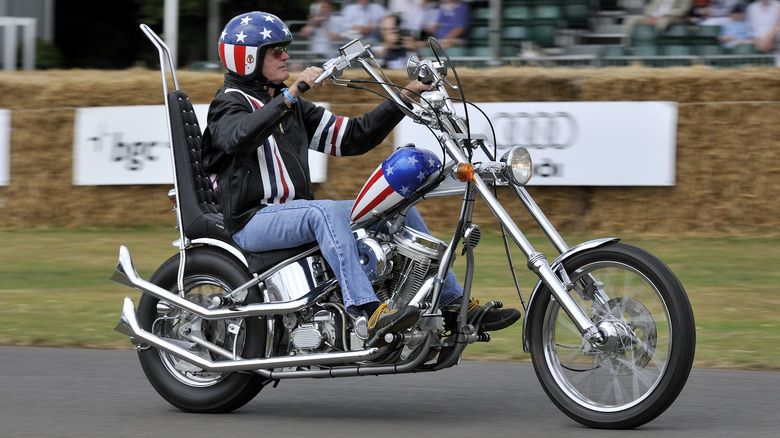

{"left": 73, "top": 104, "right": 328, "bottom": 185}
{"left": 0, "top": 110, "right": 9, "bottom": 186}
{"left": 395, "top": 101, "right": 678, "bottom": 186}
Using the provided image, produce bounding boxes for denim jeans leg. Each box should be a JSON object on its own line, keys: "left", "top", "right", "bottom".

{"left": 232, "top": 199, "right": 378, "bottom": 311}
{"left": 337, "top": 201, "right": 464, "bottom": 306}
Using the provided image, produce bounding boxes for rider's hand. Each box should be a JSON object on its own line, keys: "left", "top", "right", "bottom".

{"left": 402, "top": 80, "right": 432, "bottom": 98}
{"left": 290, "top": 66, "right": 325, "bottom": 100}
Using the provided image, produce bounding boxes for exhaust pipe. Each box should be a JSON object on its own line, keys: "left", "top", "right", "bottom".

{"left": 115, "top": 296, "right": 381, "bottom": 372}
{"left": 111, "top": 245, "right": 334, "bottom": 319}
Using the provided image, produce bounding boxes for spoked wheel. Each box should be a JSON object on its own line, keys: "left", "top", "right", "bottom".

{"left": 528, "top": 242, "right": 695, "bottom": 429}
{"left": 136, "top": 247, "right": 267, "bottom": 413}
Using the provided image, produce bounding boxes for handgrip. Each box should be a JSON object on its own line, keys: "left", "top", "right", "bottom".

{"left": 297, "top": 82, "right": 310, "bottom": 93}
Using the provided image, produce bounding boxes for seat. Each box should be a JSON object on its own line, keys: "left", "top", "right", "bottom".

{"left": 695, "top": 45, "right": 723, "bottom": 56}
{"left": 472, "top": 7, "right": 492, "bottom": 26}
{"left": 633, "top": 45, "right": 659, "bottom": 57}
{"left": 658, "top": 23, "right": 690, "bottom": 46}
{"left": 632, "top": 25, "right": 657, "bottom": 47}
{"left": 503, "top": 5, "right": 533, "bottom": 24}
{"left": 166, "top": 90, "right": 229, "bottom": 242}
{"left": 662, "top": 45, "right": 693, "bottom": 56}
{"left": 561, "top": 0, "right": 591, "bottom": 29}
{"left": 470, "top": 26, "right": 491, "bottom": 46}
{"left": 694, "top": 25, "right": 721, "bottom": 46}
{"left": 600, "top": 45, "right": 625, "bottom": 57}
{"left": 532, "top": 25, "right": 557, "bottom": 47}
{"left": 532, "top": 4, "right": 562, "bottom": 26}
{"left": 502, "top": 25, "right": 532, "bottom": 44}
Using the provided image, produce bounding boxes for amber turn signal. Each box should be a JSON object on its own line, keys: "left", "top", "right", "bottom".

{"left": 456, "top": 163, "right": 474, "bottom": 182}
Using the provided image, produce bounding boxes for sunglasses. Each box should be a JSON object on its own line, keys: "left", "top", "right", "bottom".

{"left": 270, "top": 45, "right": 289, "bottom": 58}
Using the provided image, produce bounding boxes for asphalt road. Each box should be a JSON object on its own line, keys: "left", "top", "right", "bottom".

{"left": 1, "top": 346, "right": 779, "bottom": 438}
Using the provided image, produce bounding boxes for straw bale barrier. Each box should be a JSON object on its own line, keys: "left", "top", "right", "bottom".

{"left": 0, "top": 66, "right": 778, "bottom": 237}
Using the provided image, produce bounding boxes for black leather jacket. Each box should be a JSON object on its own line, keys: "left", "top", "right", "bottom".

{"left": 202, "top": 74, "right": 406, "bottom": 235}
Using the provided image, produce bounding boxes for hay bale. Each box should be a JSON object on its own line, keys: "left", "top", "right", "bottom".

{"left": 1, "top": 66, "right": 779, "bottom": 236}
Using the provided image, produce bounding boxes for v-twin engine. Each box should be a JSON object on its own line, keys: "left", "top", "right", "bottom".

{"left": 357, "top": 226, "right": 447, "bottom": 309}
{"left": 265, "top": 226, "right": 447, "bottom": 356}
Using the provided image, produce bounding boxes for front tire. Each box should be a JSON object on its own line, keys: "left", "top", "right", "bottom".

{"left": 137, "top": 247, "right": 267, "bottom": 413}
{"left": 528, "top": 242, "right": 695, "bottom": 429}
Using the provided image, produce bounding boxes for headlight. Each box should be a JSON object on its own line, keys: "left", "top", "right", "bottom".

{"left": 501, "top": 146, "right": 532, "bottom": 186}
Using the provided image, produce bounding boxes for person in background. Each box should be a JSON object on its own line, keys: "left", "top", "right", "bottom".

{"left": 387, "top": 0, "right": 439, "bottom": 41}
{"left": 299, "top": 1, "right": 344, "bottom": 58}
{"left": 755, "top": 5, "right": 780, "bottom": 64}
{"left": 718, "top": 4, "right": 751, "bottom": 48}
{"left": 689, "top": 0, "right": 744, "bottom": 26}
{"left": 340, "top": 0, "right": 389, "bottom": 43}
{"left": 622, "top": 0, "right": 693, "bottom": 46}
{"left": 375, "top": 14, "right": 419, "bottom": 69}
{"left": 746, "top": 0, "right": 780, "bottom": 44}
{"left": 427, "top": 0, "right": 471, "bottom": 48}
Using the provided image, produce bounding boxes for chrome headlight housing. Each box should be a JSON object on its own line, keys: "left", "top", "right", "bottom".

{"left": 501, "top": 146, "right": 532, "bottom": 186}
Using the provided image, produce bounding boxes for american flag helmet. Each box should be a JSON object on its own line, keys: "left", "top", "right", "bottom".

{"left": 218, "top": 11, "right": 293, "bottom": 77}
{"left": 351, "top": 146, "right": 442, "bottom": 226}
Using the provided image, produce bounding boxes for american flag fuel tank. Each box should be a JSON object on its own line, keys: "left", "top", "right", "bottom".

{"left": 351, "top": 146, "right": 441, "bottom": 226}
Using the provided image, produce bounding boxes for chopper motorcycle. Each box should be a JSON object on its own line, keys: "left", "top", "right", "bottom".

{"left": 112, "top": 25, "right": 695, "bottom": 429}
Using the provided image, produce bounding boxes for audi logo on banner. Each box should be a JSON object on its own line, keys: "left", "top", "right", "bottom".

{"left": 490, "top": 112, "right": 579, "bottom": 150}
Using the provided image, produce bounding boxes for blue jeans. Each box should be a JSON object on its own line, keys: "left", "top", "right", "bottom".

{"left": 232, "top": 199, "right": 463, "bottom": 313}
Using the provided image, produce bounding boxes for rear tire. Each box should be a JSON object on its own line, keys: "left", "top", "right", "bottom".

{"left": 137, "top": 247, "right": 267, "bottom": 413}
{"left": 528, "top": 242, "right": 695, "bottom": 429}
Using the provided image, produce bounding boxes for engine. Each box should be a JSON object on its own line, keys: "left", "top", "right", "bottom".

{"left": 356, "top": 226, "right": 447, "bottom": 309}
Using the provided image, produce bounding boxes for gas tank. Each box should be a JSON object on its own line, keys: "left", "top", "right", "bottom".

{"left": 351, "top": 146, "right": 441, "bottom": 226}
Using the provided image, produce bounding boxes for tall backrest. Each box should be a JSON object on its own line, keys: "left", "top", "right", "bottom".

{"left": 166, "top": 90, "right": 231, "bottom": 241}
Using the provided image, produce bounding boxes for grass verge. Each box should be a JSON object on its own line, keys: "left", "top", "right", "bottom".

{"left": 1, "top": 227, "right": 778, "bottom": 370}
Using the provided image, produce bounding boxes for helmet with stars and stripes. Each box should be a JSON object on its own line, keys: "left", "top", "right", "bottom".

{"left": 218, "top": 11, "right": 293, "bottom": 78}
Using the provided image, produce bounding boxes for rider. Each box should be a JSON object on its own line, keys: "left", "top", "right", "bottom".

{"left": 202, "top": 11, "right": 521, "bottom": 346}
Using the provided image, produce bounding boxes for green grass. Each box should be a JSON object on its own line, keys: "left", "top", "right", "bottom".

{"left": 1, "top": 227, "right": 779, "bottom": 370}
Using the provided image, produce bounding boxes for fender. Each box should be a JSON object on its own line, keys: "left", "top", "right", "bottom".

{"left": 178, "top": 237, "right": 249, "bottom": 267}
{"left": 521, "top": 237, "right": 619, "bottom": 352}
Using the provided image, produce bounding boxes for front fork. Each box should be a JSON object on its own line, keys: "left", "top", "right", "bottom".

{"left": 433, "top": 137, "right": 605, "bottom": 347}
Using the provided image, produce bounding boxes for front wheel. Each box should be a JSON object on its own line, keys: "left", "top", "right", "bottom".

{"left": 136, "top": 247, "right": 267, "bottom": 413}
{"left": 527, "top": 242, "right": 695, "bottom": 429}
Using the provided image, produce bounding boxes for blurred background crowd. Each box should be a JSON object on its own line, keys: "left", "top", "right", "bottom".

{"left": 4, "top": 0, "right": 780, "bottom": 71}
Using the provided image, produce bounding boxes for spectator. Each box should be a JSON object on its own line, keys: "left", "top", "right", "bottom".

{"left": 623, "top": 0, "right": 693, "bottom": 46}
{"left": 388, "top": 0, "right": 439, "bottom": 41}
{"left": 427, "top": 0, "right": 471, "bottom": 48}
{"left": 299, "top": 1, "right": 344, "bottom": 57}
{"left": 718, "top": 4, "right": 752, "bottom": 48}
{"left": 755, "top": 5, "right": 780, "bottom": 63}
{"left": 375, "top": 14, "right": 419, "bottom": 69}
{"left": 746, "top": 0, "right": 780, "bottom": 43}
{"left": 340, "top": 0, "right": 389, "bottom": 43}
{"left": 689, "top": 0, "right": 744, "bottom": 26}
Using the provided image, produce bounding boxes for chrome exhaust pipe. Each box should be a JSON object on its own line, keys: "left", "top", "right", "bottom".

{"left": 111, "top": 245, "right": 334, "bottom": 319}
{"left": 114, "top": 296, "right": 381, "bottom": 372}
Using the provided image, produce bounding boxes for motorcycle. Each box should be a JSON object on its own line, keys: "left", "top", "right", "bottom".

{"left": 112, "top": 25, "right": 696, "bottom": 429}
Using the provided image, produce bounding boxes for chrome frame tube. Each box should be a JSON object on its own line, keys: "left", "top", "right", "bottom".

{"left": 509, "top": 185, "right": 570, "bottom": 255}
{"left": 438, "top": 135, "right": 599, "bottom": 340}
{"left": 139, "top": 24, "right": 187, "bottom": 295}
{"left": 112, "top": 245, "right": 336, "bottom": 320}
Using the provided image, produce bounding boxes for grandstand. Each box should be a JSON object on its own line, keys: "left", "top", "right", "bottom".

{"left": 285, "top": 0, "right": 776, "bottom": 69}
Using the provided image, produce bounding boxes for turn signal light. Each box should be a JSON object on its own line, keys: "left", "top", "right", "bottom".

{"left": 456, "top": 163, "right": 474, "bottom": 182}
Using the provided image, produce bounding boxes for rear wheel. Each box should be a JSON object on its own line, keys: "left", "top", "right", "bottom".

{"left": 528, "top": 242, "right": 695, "bottom": 429}
{"left": 137, "top": 247, "right": 267, "bottom": 413}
